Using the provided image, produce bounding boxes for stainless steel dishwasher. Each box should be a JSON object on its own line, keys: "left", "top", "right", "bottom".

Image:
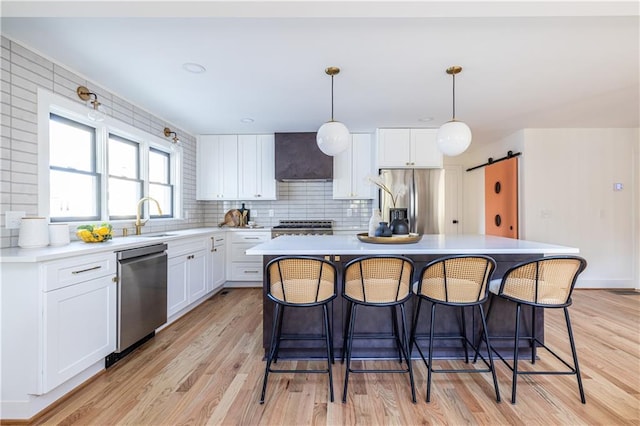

{"left": 106, "top": 243, "right": 168, "bottom": 367}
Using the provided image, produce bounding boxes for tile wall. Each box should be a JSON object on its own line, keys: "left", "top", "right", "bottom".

{"left": 0, "top": 36, "right": 370, "bottom": 248}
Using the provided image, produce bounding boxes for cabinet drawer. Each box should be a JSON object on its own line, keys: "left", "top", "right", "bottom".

{"left": 43, "top": 253, "right": 117, "bottom": 292}
{"left": 230, "top": 231, "right": 270, "bottom": 243}
{"left": 167, "top": 237, "right": 208, "bottom": 258}
{"left": 212, "top": 234, "right": 225, "bottom": 247}
{"left": 230, "top": 263, "right": 263, "bottom": 281}
{"left": 231, "top": 243, "right": 261, "bottom": 261}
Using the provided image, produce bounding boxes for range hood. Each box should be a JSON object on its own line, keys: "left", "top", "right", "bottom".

{"left": 275, "top": 132, "right": 333, "bottom": 181}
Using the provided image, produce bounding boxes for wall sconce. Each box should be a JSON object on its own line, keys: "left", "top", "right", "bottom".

{"left": 76, "top": 86, "right": 106, "bottom": 122}
{"left": 163, "top": 127, "right": 181, "bottom": 147}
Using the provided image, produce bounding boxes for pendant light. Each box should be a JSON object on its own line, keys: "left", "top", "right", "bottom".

{"left": 316, "top": 66, "right": 350, "bottom": 156}
{"left": 436, "top": 66, "right": 472, "bottom": 156}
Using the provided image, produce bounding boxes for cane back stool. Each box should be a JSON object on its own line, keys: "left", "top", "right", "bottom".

{"left": 410, "top": 255, "right": 500, "bottom": 402}
{"left": 260, "top": 256, "right": 337, "bottom": 404}
{"left": 341, "top": 255, "right": 416, "bottom": 403}
{"left": 483, "top": 255, "right": 587, "bottom": 404}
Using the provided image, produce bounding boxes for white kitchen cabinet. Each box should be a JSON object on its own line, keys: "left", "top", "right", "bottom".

{"left": 43, "top": 274, "right": 116, "bottom": 392}
{"left": 238, "top": 134, "right": 277, "bottom": 200}
{"left": 196, "top": 134, "right": 239, "bottom": 200}
{"left": 333, "top": 133, "right": 376, "bottom": 199}
{"left": 226, "top": 231, "right": 270, "bottom": 282}
{"left": 167, "top": 237, "right": 208, "bottom": 318}
{"left": 376, "top": 128, "right": 443, "bottom": 168}
{"left": 1, "top": 251, "right": 117, "bottom": 399}
{"left": 197, "top": 134, "right": 276, "bottom": 201}
{"left": 207, "top": 233, "right": 226, "bottom": 292}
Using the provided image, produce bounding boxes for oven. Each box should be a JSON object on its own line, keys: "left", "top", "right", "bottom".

{"left": 271, "top": 220, "right": 333, "bottom": 238}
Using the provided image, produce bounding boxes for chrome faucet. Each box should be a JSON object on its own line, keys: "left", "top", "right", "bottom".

{"left": 135, "top": 197, "right": 163, "bottom": 235}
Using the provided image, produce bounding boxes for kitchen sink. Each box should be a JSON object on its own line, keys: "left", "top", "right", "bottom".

{"left": 141, "top": 233, "right": 176, "bottom": 238}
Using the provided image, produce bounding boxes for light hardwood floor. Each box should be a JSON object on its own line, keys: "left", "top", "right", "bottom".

{"left": 17, "top": 288, "right": 640, "bottom": 425}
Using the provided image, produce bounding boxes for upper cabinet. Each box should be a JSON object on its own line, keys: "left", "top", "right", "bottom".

{"left": 376, "top": 128, "right": 443, "bottom": 168}
{"left": 333, "top": 133, "right": 376, "bottom": 199}
{"left": 238, "top": 134, "right": 276, "bottom": 200}
{"left": 197, "top": 134, "right": 276, "bottom": 200}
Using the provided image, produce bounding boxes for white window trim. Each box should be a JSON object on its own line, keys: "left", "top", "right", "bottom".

{"left": 37, "top": 88, "right": 183, "bottom": 222}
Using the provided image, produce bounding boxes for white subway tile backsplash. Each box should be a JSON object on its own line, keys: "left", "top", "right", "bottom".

{"left": 10, "top": 170, "right": 38, "bottom": 185}
{"left": 11, "top": 53, "right": 52, "bottom": 80}
{"left": 11, "top": 129, "right": 37, "bottom": 146}
{"left": 10, "top": 41, "right": 54, "bottom": 70}
{"left": 11, "top": 86, "right": 37, "bottom": 104}
{"left": 11, "top": 106, "right": 36, "bottom": 123}
{"left": 11, "top": 117, "right": 37, "bottom": 134}
{"left": 11, "top": 149, "right": 37, "bottom": 165}
{"left": 10, "top": 63, "right": 53, "bottom": 91}
{"left": 11, "top": 73, "right": 47, "bottom": 94}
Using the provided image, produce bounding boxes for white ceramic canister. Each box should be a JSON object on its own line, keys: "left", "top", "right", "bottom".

{"left": 48, "top": 223, "right": 70, "bottom": 246}
{"left": 18, "top": 217, "right": 50, "bottom": 248}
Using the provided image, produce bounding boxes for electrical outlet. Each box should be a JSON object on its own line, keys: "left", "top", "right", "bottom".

{"left": 268, "top": 209, "right": 274, "bottom": 217}
{"left": 346, "top": 209, "right": 352, "bottom": 217}
{"left": 5, "top": 211, "right": 25, "bottom": 229}
{"left": 252, "top": 210, "right": 258, "bottom": 217}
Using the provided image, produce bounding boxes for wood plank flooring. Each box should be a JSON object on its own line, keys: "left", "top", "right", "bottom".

{"left": 19, "top": 289, "right": 640, "bottom": 425}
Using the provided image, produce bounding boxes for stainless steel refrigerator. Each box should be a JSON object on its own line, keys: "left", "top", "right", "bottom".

{"left": 379, "top": 169, "right": 445, "bottom": 235}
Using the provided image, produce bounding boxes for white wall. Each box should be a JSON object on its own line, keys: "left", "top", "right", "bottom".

{"left": 522, "top": 128, "right": 638, "bottom": 289}
{"left": 459, "top": 128, "right": 639, "bottom": 289}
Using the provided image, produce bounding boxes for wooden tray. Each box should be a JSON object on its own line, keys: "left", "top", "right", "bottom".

{"left": 356, "top": 233, "right": 422, "bottom": 244}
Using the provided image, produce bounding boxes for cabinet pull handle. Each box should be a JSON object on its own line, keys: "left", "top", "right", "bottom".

{"left": 211, "top": 237, "right": 215, "bottom": 252}
{"left": 244, "top": 237, "right": 260, "bottom": 240}
{"left": 72, "top": 265, "right": 101, "bottom": 274}
{"left": 245, "top": 270, "right": 260, "bottom": 273}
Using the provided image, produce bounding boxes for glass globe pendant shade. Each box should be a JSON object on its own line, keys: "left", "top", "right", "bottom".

{"left": 316, "top": 120, "right": 350, "bottom": 156}
{"left": 436, "top": 120, "right": 472, "bottom": 156}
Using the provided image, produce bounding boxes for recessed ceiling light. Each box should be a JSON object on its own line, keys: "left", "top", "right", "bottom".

{"left": 240, "top": 117, "right": 254, "bottom": 123}
{"left": 419, "top": 117, "right": 434, "bottom": 122}
{"left": 182, "top": 63, "right": 206, "bottom": 74}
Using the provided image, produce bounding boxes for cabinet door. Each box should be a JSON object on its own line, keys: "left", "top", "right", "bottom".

{"left": 238, "top": 134, "right": 276, "bottom": 200}
{"left": 411, "top": 129, "right": 443, "bottom": 168}
{"left": 43, "top": 276, "right": 116, "bottom": 393}
{"left": 196, "top": 135, "right": 219, "bottom": 200}
{"left": 196, "top": 135, "right": 238, "bottom": 200}
{"left": 188, "top": 249, "right": 207, "bottom": 302}
{"left": 332, "top": 134, "right": 354, "bottom": 198}
{"left": 333, "top": 134, "right": 375, "bottom": 199}
{"left": 377, "top": 128, "right": 411, "bottom": 167}
{"left": 350, "top": 134, "right": 375, "bottom": 198}
{"left": 168, "top": 256, "right": 189, "bottom": 317}
{"left": 209, "top": 236, "right": 226, "bottom": 292}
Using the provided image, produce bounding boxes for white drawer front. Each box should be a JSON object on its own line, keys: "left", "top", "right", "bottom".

{"left": 167, "top": 237, "right": 208, "bottom": 258}
{"left": 43, "top": 253, "right": 117, "bottom": 292}
{"left": 230, "top": 263, "right": 263, "bottom": 281}
{"left": 230, "top": 231, "right": 270, "bottom": 243}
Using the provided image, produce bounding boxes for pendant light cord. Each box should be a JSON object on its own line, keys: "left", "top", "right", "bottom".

{"left": 452, "top": 72, "right": 456, "bottom": 121}
{"left": 330, "top": 74, "right": 335, "bottom": 121}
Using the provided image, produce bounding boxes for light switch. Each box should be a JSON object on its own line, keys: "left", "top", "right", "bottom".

{"left": 613, "top": 183, "right": 624, "bottom": 191}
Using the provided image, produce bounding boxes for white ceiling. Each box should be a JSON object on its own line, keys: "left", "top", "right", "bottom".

{"left": 2, "top": 1, "right": 639, "bottom": 145}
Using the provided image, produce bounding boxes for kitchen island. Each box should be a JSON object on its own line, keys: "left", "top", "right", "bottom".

{"left": 247, "top": 234, "right": 579, "bottom": 359}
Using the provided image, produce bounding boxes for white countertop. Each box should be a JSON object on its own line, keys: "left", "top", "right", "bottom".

{"left": 245, "top": 234, "right": 579, "bottom": 256}
{"left": 0, "top": 227, "right": 228, "bottom": 263}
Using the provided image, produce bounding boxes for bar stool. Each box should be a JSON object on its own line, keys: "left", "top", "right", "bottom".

{"left": 342, "top": 255, "right": 416, "bottom": 403}
{"left": 483, "top": 255, "right": 587, "bottom": 404}
{"left": 260, "top": 256, "right": 337, "bottom": 404}
{"left": 410, "top": 255, "right": 500, "bottom": 403}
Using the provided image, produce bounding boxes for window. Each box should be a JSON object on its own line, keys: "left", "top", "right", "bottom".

{"left": 49, "top": 114, "right": 101, "bottom": 221}
{"left": 108, "top": 134, "right": 142, "bottom": 219}
{"left": 41, "top": 89, "right": 181, "bottom": 224}
{"left": 149, "top": 148, "right": 173, "bottom": 217}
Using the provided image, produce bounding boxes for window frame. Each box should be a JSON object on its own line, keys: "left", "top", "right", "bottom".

{"left": 37, "top": 88, "right": 183, "bottom": 224}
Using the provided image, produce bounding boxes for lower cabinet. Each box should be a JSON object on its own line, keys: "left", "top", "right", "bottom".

{"left": 207, "top": 233, "right": 226, "bottom": 292}
{"left": 43, "top": 275, "right": 116, "bottom": 392}
{"left": 167, "top": 237, "right": 208, "bottom": 318}
{"left": 227, "top": 231, "right": 271, "bottom": 282}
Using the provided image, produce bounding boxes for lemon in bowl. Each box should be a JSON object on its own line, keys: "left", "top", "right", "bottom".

{"left": 76, "top": 223, "right": 113, "bottom": 243}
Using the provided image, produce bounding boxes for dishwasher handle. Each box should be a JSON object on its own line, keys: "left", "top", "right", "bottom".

{"left": 117, "top": 243, "right": 167, "bottom": 260}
